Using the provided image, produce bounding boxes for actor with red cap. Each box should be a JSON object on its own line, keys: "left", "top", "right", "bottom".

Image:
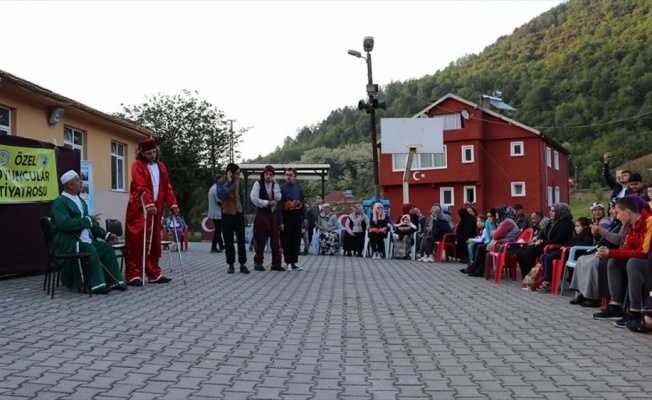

{"left": 124, "top": 137, "right": 179, "bottom": 286}
{"left": 250, "top": 165, "right": 283, "bottom": 271}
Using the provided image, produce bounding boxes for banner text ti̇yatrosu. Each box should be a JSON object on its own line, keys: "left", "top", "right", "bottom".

{"left": 0, "top": 144, "right": 58, "bottom": 203}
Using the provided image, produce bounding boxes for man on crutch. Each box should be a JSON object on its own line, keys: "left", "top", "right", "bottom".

{"left": 124, "top": 137, "right": 179, "bottom": 286}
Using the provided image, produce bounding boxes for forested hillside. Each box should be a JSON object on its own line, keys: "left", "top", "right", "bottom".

{"left": 256, "top": 0, "right": 652, "bottom": 199}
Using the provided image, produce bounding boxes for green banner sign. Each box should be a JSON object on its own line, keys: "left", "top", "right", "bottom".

{"left": 0, "top": 144, "right": 58, "bottom": 203}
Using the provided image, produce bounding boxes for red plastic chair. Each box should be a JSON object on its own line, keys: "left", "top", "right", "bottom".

{"left": 485, "top": 228, "right": 533, "bottom": 283}
{"left": 435, "top": 224, "right": 458, "bottom": 262}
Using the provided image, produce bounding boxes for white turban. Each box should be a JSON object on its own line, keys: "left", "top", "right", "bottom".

{"left": 60, "top": 170, "right": 79, "bottom": 184}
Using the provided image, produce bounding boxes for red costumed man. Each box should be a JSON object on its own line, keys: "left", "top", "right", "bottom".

{"left": 124, "top": 138, "right": 179, "bottom": 286}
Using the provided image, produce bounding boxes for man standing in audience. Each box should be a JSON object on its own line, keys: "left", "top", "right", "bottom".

{"left": 307, "top": 194, "right": 323, "bottom": 254}
{"left": 592, "top": 197, "right": 652, "bottom": 328}
{"left": 208, "top": 174, "right": 225, "bottom": 253}
{"left": 603, "top": 152, "right": 632, "bottom": 201}
{"left": 280, "top": 168, "right": 307, "bottom": 271}
{"left": 250, "top": 165, "right": 283, "bottom": 271}
{"left": 513, "top": 204, "right": 532, "bottom": 230}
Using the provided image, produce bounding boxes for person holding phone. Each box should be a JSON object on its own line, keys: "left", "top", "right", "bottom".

{"left": 216, "top": 163, "right": 249, "bottom": 275}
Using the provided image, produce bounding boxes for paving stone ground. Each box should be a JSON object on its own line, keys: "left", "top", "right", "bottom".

{"left": 1, "top": 242, "right": 651, "bottom": 400}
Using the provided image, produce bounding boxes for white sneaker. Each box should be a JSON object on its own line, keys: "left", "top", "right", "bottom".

{"left": 286, "top": 264, "right": 293, "bottom": 271}
{"left": 423, "top": 257, "right": 434, "bottom": 263}
{"left": 372, "top": 252, "right": 378, "bottom": 259}
{"left": 293, "top": 264, "right": 303, "bottom": 271}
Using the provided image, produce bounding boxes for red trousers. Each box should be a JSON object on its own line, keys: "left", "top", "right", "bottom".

{"left": 253, "top": 213, "right": 281, "bottom": 266}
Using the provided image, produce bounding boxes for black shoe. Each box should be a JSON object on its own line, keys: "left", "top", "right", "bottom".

{"left": 152, "top": 276, "right": 172, "bottom": 284}
{"left": 580, "top": 299, "right": 600, "bottom": 308}
{"left": 569, "top": 294, "right": 587, "bottom": 305}
{"left": 227, "top": 265, "right": 235, "bottom": 274}
{"left": 113, "top": 283, "right": 128, "bottom": 291}
{"left": 460, "top": 267, "right": 470, "bottom": 274}
{"left": 593, "top": 304, "right": 624, "bottom": 320}
{"left": 92, "top": 287, "right": 112, "bottom": 295}
{"left": 303, "top": 249, "right": 309, "bottom": 256}
{"left": 127, "top": 279, "right": 144, "bottom": 287}
{"left": 642, "top": 297, "right": 652, "bottom": 315}
{"left": 614, "top": 312, "right": 642, "bottom": 328}
{"left": 210, "top": 248, "right": 219, "bottom": 253}
{"left": 270, "top": 265, "right": 285, "bottom": 271}
{"left": 254, "top": 265, "right": 265, "bottom": 271}
{"left": 240, "top": 265, "right": 250, "bottom": 274}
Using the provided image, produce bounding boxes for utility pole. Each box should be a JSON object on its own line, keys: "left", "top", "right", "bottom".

{"left": 227, "top": 119, "right": 234, "bottom": 163}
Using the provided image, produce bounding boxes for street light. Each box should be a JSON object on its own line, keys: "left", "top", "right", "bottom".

{"left": 348, "top": 36, "right": 385, "bottom": 202}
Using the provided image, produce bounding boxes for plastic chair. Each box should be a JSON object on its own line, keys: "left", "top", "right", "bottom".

{"left": 105, "top": 219, "right": 126, "bottom": 273}
{"left": 557, "top": 245, "right": 597, "bottom": 296}
{"left": 165, "top": 222, "right": 189, "bottom": 251}
{"left": 363, "top": 227, "right": 393, "bottom": 258}
{"left": 435, "top": 224, "right": 458, "bottom": 262}
{"left": 485, "top": 228, "right": 533, "bottom": 283}
{"left": 40, "top": 217, "right": 91, "bottom": 299}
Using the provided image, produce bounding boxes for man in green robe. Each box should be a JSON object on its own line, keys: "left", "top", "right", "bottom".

{"left": 50, "top": 170, "right": 127, "bottom": 294}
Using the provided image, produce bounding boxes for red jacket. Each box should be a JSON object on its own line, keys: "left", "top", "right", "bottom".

{"left": 608, "top": 209, "right": 652, "bottom": 259}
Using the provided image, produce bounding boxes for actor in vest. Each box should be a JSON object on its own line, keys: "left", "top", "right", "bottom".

{"left": 216, "top": 162, "right": 249, "bottom": 274}
{"left": 279, "top": 167, "right": 307, "bottom": 271}
{"left": 250, "top": 165, "right": 283, "bottom": 271}
{"left": 50, "top": 170, "right": 126, "bottom": 294}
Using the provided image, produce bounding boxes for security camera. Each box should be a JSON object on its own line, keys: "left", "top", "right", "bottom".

{"left": 363, "top": 36, "right": 374, "bottom": 52}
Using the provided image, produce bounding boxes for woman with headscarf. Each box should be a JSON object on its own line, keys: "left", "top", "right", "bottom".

{"left": 418, "top": 203, "right": 453, "bottom": 263}
{"left": 368, "top": 202, "right": 392, "bottom": 259}
{"left": 515, "top": 202, "right": 574, "bottom": 278}
{"left": 392, "top": 203, "right": 418, "bottom": 259}
{"left": 455, "top": 208, "right": 477, "bottom": 263}
{"left": 468, "top": 205, "right": 521, "bottom": 276}
{"left": 317, "top": 203, "right": 340, "bottom": 255}
{"left": 343, "top": 204, "right": 368, "bottom": 256}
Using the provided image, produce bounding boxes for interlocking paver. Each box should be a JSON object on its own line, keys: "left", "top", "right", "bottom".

{"left": 1, "top": 242, "right": 652, "bottom": 399}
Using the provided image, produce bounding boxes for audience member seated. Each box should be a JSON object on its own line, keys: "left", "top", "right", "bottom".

{"left": 164, "top": 210, "right": 187, "bottom": 250}
{"left": 455, "top": 208, "right": 477, "bottom": 264}
{"left": 467, "top": 205, "right": 520, "bottom": 277}
{"left": 589, "top": 202, "right": 612, "bottom": 229}
{"left": 418, "top": 203, "right": 454, "bottom": 263}
{"left": 628, "top": 172, "right": 651, "bottom": 201}
{"left": 537, "top": 217, "right": 594, "bottom": 293}
{"left": 530, "top": 210, "right": 550, "bottom": 239}
{"left": 592, "top": 197, "right": 652, "bottom": 328}
{"left": 461, "top": 214, "right": 490, "bottom": 274}
{"left": 317, "top": 203, "right": 340, "bottom": 255}
{"left": 368, "top": 202, "right": 392, "bottom": 259}
{"left": 569, "top": 199, "right": 625, "bottom": 307}
{"left": 342, "top": 204, "right": 368, "bottom": 257}
{"left": 514, "top": 204, "right": 532, "bottom": 230}
{"left": 392, "top": 210, "right": 417, "bottom": 259}
{"left": 515, "top": 202, "right": 575, "bottom": 278}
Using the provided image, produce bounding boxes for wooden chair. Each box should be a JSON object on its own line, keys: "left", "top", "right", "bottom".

{"left": 40, "top": 217, "right": 91, "bottom": 299}
{"left": 435, "top": 224, "right": 458, "bottom": 262}
{"left": 485, "top": 228, "right": 533, "bottom": 283}
{"left": 105, "top": 219, "right": 126, "bottom": 274}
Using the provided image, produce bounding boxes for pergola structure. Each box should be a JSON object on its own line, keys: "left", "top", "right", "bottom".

{"left": 238, "top": 164, "right": 330, "bottom": 200}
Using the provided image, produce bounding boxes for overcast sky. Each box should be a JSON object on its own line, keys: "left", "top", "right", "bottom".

{"left": 4, "top": 0, "right": 565, "bottom": 161}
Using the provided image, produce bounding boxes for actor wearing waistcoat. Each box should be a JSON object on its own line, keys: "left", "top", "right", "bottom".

{"left": 250, "top": 165, "right": 283, "bottom": 271}
{"left": 216, "top": 163, "right": 249, "bottom": 274}
{"left": 279, "top": 167, "right": 307, "bottom": 271}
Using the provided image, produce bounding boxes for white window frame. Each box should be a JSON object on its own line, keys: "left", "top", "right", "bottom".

{"left": 510, "top": 141, "right": 524, "bottom": 157}
{"left": 463, "top": 186, "right": 476, "bottom": 204}
{"left": 546, "top": 147, "right": 552, "bottom": 168}
{"left": 111, "top": 141, "right": 126, "bottom": 191}
{"left": 511, "top": 182, "right": 526, "bottom": 197}
{"left": 440, "top": 187, "right": 454, "bottom": 206}
{"left": 554, "top": 151, "right": 560, "bottom": 170}
{"left": 0, "top": 106, "right": 10, "bottom": 135}
{"left": 392, "top": 145, "right": 447, "bottom": 171}
{"left": 547, "top": 187, "right": 553, "bottom": 206}
{"left": 461, "top": 145, "right": 474, "bottom": 163}
{"left": 64, "top": 126, "right": 84, "bottom": 160}
{"left": 555, "top": 186, "right": 560, "bottom": 203}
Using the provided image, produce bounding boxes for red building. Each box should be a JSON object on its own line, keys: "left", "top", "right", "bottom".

{"left": 379, "top": 93, "right": 569, "bottom": 223}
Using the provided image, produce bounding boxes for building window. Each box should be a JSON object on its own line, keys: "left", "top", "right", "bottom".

{"left": 547, "top": 187, "right": 553, "bottom": 206}
{"left": 510, "top": 141, "right": 524, "bottom": 157}
{"left": 554, "top": 151, "right": 559, "bottom": 170}
{"left": 546, "top": 147, "right": 552, "bottom": 168}
{"left": 64, "top": 126, "right": 84, "bottom": 160}
{"left": 392, "top": 146, "right": 447, "bottom": 171}
{"left": 511, "top": 182, "right": 526, "bottom": 197}
{"left": 555, "top": 186, "right": 560, "bottom": 203}
{"left": 463, "top": 186, "right": 476, "bottom": 204}
{"left": 0, "top": 106, "right": 10, "bottom": 135}
{"left": 111, "top": 141, "right": 126, "bottom": 191}
{"left": 440, "top": 187, "right": 454, "bottom": 206}
{"left": 461, "top": 145, "right": 474, "bottom": 163}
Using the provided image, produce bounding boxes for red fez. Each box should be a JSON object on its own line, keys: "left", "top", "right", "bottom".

{"left": 139, "top": 138, "right": 157, "bottom": 152}
{"left": 263, "top": 165, "right": 275, "bottom": 174}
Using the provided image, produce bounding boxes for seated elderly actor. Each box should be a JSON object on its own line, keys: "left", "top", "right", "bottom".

{"left": 50, "top": 170, "right": 126, "bottom": 294}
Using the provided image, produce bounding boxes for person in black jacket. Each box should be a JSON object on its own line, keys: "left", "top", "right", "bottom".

{"left": 455, "top": 208, "right": 477, "bottom": 263}
{"left": 515, "top": 202, "right": 575, "bottom": 277}
{"left": 603, "top": 152, "right": 633, "bottom": 201}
